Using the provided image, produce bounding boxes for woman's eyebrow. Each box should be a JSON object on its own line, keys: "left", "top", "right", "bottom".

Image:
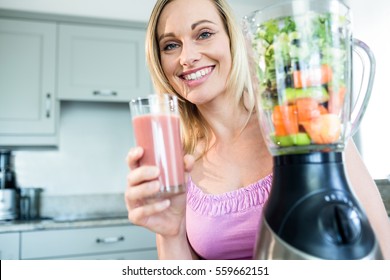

{"left": 158, "top": 19, "right": 216, "bottom": 43}
{"left": 158, "top": 32, "right": 175, "bottom": 43}
{"left": 191, "top": 19, "right": 216, "bottom": 30}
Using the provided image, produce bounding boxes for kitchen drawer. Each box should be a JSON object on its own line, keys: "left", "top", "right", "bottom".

{"left": 21, "top": 225, "right": 156, "bottom": 259}
{"left": 58, "top": 248, "right": 157, "bottom": 260}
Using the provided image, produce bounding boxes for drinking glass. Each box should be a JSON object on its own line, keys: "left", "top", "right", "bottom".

{"left": 129, "top": 94, "right": 186, "bottom": 198}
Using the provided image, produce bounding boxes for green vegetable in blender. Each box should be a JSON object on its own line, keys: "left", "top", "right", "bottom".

{"left": 272, "top": 133, "right": 311, "bottom": 147}
{"left": 284, "top": 87, "right": 329, "bottom": 103}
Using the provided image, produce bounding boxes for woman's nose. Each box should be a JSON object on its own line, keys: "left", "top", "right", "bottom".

{"left": 179, "top": 41, "right": 201, "bottom": 66}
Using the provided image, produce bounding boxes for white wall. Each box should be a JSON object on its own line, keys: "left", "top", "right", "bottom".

{"left": 3, "top": 0, "right": 390, "bottom": 197}
{"left": 347, "top": 0, "right": 390, "bottom": 179}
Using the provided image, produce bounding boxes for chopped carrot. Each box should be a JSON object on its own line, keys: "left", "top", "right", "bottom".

{"left": 272, "top": 105, "right": 299, "bottom": 136}
{"left": 318, "top": 104, "right": 328, "bottom": 115}
{"left": 296, "top": 98, "right": 322, "bottom": 123}
{"left": 295, "top": 98, "right": 329, "bottom": 124}
{"left": 328, "top": 86, "right": 346, "bottom": 115}
{"left": 293, "top": 64, "right": 333, "bottom": 88}
{"left": 301, "top": 114, "right": 341, "bottom": 144}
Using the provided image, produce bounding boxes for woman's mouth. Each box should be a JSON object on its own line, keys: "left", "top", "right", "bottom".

{"left": 181, "top": 66, "right": 214, "bottom": 81}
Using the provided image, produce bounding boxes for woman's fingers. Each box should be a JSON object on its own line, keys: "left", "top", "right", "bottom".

{"left": 127, "top": 165, "right": 160, "bottom": 187}
{"left": 125, "top": 180, "right": 160, "bottom": 207}
{"left": 124, "top": 148, "right": 191, "bottom": 229}
{"left": 126, "top": 147, "right": 144, "bottom": 170}
{"left": 128, "top": 199, "right": 171, "bottom": 226}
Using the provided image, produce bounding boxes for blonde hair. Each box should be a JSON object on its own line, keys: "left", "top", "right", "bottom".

{"left": 145, "top": 0, "right": 255, "bottom": 155}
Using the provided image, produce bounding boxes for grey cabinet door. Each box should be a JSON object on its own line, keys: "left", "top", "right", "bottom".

{"left": 21, "top": 225, "right": 157, "bottom": 259}
{"left": 0, "top": 18, "right": 57, "bottom": 137}
{"left": 58, "top": 24, "right": 151, "bottom": 102}
{"left": 0, "top": 232, "right": 20, "bottom": 259}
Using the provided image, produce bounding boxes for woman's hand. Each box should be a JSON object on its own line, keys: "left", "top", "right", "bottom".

{"left": 124, "top": 146, "right": 194, "bottom": 237}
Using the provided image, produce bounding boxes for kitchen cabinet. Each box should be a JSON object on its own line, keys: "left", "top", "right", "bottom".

{"left": 21, "top": 224, "right": 157, "bottom": 260}
{"left": 0, "top": 12, "right": 151, "bottom": 147}
{"left": 0, "top": 232, "right": 20, "bottom": 260}
{"left": 0, "top": 18, "right": 58, "bottom": 147}
{"left": 58, "top": 23, "right": 152, "bottom": 102}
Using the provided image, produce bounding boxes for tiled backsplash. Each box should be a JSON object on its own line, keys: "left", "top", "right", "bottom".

{"left": 40, "top": 192, "right": 128, "bottom": 220}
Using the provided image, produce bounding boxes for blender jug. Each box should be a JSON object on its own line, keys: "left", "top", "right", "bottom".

{"left": 243, "top": 0, "right": 382, "bottom": 259}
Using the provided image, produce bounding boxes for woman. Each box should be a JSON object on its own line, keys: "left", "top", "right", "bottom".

{"left": 125, "top": 0, "right": 390, "bottom": 259}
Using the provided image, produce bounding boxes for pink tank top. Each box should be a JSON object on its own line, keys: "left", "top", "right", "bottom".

{"left": 186, "top": 174, "right": 272, "bottom": 260}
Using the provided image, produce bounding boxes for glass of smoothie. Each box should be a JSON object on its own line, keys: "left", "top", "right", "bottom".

{"left": 129, "top": 94, "right": 186, "bottom": 198}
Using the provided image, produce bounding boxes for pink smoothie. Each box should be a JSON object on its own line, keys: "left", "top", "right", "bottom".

{"left": 132, "top": 113, "right": 185, "bottom": 194}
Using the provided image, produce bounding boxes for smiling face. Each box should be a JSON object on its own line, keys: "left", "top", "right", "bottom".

{"left": 157, "top": 0, "right": 232, "bottom": 105}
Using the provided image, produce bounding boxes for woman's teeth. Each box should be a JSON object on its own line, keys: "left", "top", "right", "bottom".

{"left": 183, "top": 67, "right": 212, "bottom": 81}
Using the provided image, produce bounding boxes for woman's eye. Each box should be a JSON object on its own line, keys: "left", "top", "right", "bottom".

{"left": 163, "top": 43, "right": 179, "bottom": 51}
{"left": 198, "top": 31, "right": 213, "bottom": 40}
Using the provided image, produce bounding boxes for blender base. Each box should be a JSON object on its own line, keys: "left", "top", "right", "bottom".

{"left": 253, "top": 152, "right": 383, "bottom": 260}
{"left": 254, "top": 218, "right": 382, "bottom": 259}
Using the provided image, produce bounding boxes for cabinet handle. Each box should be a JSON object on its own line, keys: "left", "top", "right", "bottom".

{"left": 45, "top": 93, "right": 51, "bottom": 118}
{"left": 93, "top": 90, "right": 117, "bottom": 97}
{"left": 96, "top": 236, "right": 125, "bottom": 244}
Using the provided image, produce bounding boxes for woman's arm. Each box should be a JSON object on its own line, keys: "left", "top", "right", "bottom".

{"left": 345, "top": 139, "right": 390, "bottom": 259}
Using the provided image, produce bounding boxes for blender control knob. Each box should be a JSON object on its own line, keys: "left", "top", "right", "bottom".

{"left": 320, "top": 204, "right": 362, "bottom": 244}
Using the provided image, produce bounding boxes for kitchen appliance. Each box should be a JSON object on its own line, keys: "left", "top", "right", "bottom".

{"left": 0, "top": 150, "right": 18, "bottom": 220}
{"left": 243, "top": 0, "right": 382, "bottom": 259}
{"left": 19, "top": 187, "right": 43, "bottom": 220}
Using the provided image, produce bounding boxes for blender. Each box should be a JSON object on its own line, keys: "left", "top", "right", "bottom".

{"left": 243, "top": 0, "right": 383, "bottom": 259}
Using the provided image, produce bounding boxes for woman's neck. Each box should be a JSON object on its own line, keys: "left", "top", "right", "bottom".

{"left": 197, "top": 95, "right": 251, "bottom": 141}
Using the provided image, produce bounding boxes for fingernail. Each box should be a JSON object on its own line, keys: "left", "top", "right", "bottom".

{"left": 131, "top": 147, "right": 141, "bottom": 157}
{"left": 127, "top": 149, "right": 136, "bottom": 159}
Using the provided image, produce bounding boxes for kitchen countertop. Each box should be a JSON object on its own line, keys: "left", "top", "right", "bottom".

{"left": 0, "top": 214, "right": 130, "bottom": 234}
